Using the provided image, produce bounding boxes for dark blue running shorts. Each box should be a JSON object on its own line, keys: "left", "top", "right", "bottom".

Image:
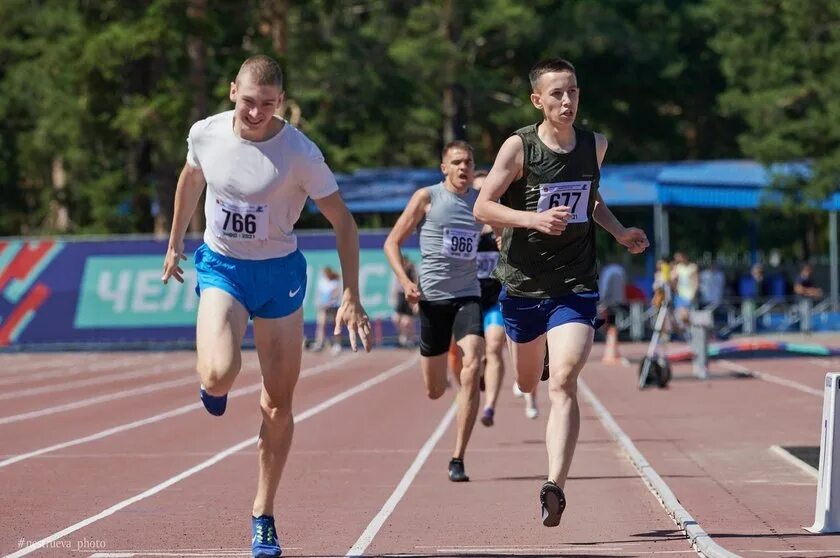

{"left": 498, "top": 287, "right": 602, "bottom": 343}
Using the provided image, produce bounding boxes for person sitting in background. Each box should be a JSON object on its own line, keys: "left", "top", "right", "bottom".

{"left": 794, "top": 263, "right": 823, "bottom": 301}
{"left": 311, "top": 266, "right": 342, "bottom": 353}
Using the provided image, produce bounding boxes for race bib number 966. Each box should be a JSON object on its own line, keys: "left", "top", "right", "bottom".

{"left": 214, "top": 199, "right": 269, "bottom": 241}
{"left": 442, "top": 227, "right": 479, "bottom": 260}
{"left": 536, "top": 181, "right": 591, "bottom": 223}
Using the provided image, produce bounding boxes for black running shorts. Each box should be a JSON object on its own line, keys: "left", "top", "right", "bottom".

{"left": 418, "top": 297, "right": 483, "bottom": 357}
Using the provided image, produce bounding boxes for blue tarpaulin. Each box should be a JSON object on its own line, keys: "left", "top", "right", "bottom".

{"left": 321, "top": 159, "right": 836, "bottom": 212}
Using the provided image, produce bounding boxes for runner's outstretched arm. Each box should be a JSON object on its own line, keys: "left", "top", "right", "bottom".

{"left": 162, "top": 163, "right": 206, "bottom": 284}
{"left": 591, "top": 133, "right": 649, "bottom": 254}
{"left": 314, "top": 191, "right": 372, "bottom": 352}
{"left": 383, "top": 188, "right": 429, "bottom": 303}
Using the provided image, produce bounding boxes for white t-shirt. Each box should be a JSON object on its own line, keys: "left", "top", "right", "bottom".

{"left": 186, "top": 111, "right": 339, "bottom": 260}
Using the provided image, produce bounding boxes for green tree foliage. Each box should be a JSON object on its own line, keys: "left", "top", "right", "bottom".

{"left": 704, "top": 0, "right": 840, "bottom": 199}
{"left": 8, "top": 0, "right": 830, "bottom": 240}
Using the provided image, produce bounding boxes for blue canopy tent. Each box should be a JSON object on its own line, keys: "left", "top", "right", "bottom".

{"left": 644, "top": 160, "right": 838, "bottom": 310}
{"left": 322, "top": 160, "right": 839, "bottom": 309}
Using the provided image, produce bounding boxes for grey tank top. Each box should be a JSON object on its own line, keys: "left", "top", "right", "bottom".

{"left": 418, "top": 183, "right": 483, "bottom": 301}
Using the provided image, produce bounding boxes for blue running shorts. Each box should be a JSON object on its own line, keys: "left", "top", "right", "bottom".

{"left": 498, "top": 287, "right": 602, "bottom": 343}
{"left": 193, "top": 243, "right": 307, "bottom": 319}
{"left": 482, "top": 303, "right": 504, "bottom": 331}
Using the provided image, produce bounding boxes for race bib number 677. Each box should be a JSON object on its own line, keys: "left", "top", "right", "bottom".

{"left": 536, "top": 181, "right": 591, "bottom": 223}
{"left": 214, "top": 199, "right": 269, "bottom": 241}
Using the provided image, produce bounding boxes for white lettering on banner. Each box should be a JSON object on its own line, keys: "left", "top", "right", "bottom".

{"left": 97, "top": 271, "right": 131, "bottom": 313}
{"left": 360, "top": 263, "right": 387, "bottom": 307}
{"left": 96, "top": 270, "right": 198, "bottom": 314}
{"left": 442, "top": 228, "right": 478, "bottom": 260}
{"left": 213, "top": 199, "right": 269, "bottom": 241}
{"left": 133, "top": 271, "right": 163, "bottom": 312}
{"left": 536, "top": 181, "right": 591, "bottom": 223}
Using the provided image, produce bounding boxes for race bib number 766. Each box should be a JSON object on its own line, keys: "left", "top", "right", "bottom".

{"left": 213, "top": 199, "right": 269, "bottom": 241}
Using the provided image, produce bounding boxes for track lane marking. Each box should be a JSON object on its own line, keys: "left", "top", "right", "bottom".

{"left": 6, "top": 355, "right": 417, "bottom": 558}
{"left": 579, "top": 379, "right": 739, "bottom": 558}
{"left": 0, "top": 354, "right": 359, "bottom": 468}
{"left": 346, "top": 403, "right": 457, "bottom": 557}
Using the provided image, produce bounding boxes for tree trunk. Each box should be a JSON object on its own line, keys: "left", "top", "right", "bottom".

{"left": 45, "top": 156, "right": 71, "bottom": 232}
{"left": 186, "top": 0, "right": 207, "bottom": 234}
{"left": 439, "top": 0, "right": 466, "bottom": 145}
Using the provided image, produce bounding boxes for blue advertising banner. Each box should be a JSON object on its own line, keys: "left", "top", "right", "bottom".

{"left": 0, "top": 233, "right": 419, "bottom": 348}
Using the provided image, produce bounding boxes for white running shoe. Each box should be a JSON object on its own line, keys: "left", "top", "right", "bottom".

{"left": 525, "top": 406, "right": 539, "bottom": 420}
{"left": 329, "top": 344, "right": 342, "bottom": 355}
{"left": 512, "top": 382, "right": 524, "bottom": 398}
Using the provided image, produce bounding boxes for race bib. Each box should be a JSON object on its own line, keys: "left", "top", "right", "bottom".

{"left": 536, "top": 181, "right": 591, "bottom": 223}
{"left": 476, "top": 251, "right": 500, "bottom": 279}
{"left": 213, "top": 199, "right": 269, "bottom": 241}
{"left": 442, "top": 227, "right": 478, "bottom": 260}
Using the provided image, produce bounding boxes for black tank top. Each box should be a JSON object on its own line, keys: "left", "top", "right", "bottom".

{"left": 492, "top": 124, "right": 600, "bottom": 298}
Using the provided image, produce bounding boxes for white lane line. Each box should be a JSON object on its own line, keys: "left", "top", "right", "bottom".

{"left": 0, "top": 352, "right": 157, "bottom": 378}
{"left": 346, "top": 402, "right": 457, "bottom": 557}
{"left": 579, "top": 379, "right": 739, "bottom": 558}
{"left": 0, "top": 377, "right": 195, "bottom": 426}
{"left": 770, "top": 445, "right": 818, "bottom": 480}
{"left": 6, "top": 355, "right": 417, "bottom": 558}
{"left": 0, "top": 354, "right": 173, "bottom": 387}
{"left": 0, "top": 361, "right": 192, "bottom": 400}
{"left": 718, "top": 359, "right": 823, "bottom": 397}
{"left": 0, "top": 354, "right": 360, "bottom": 469}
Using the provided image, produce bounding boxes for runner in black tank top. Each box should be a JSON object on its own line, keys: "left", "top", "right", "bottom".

{"left": 473, "top": 58, "right": 649, "bottom": 528}
{"left": 494, "top": 124, "right": 599, "bottom": 297}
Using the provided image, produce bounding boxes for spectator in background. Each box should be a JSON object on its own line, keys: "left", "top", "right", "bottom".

{"left": 672, "top": 252, "right": 698, "bottom": 330}
{"left": 598, "top": 261, "right": 626, "bottom": 324}
{"left": 311, "top": 266, "right": 342, "bottom": 353}
{"left": 390, "top": 255, "right": 419, "bottom": 347}
{"left": 699, "top": 262, "right": 725, "bottom": 306}
{"left": 794, "top": 263, "right": 823, "bottom": 301}
{"left": 745, "top": 263, "right": 769, "bottom": 299}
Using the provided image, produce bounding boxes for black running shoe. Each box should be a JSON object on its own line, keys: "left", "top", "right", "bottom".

{"left": 540, "top": 481, "right": 566, "bottom": 527}
{"left": 448, "top": 458, "right": 470, "bottom": 482}
{"left": 541, "top": 350, "right": 550, "bottom": 382}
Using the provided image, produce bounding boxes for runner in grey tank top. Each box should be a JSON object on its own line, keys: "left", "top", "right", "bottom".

{"left": 384, "top": 141, "right": 486, "bottom": 483}
{"left": 418, "top": 183, "right": 483, "bottom": 301}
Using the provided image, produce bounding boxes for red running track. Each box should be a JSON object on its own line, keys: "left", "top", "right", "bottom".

{"left": 1, "top": 339, "right": 838, "bottom": 557}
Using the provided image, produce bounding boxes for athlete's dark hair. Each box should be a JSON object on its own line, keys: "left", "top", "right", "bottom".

{"left": 528, "top": 58, "right": 576, "bottom": 91}
{"left": 236, "top": 55, "right": 284, "bottom": 89}
{"left": 441, "top": 140, "right": 473, "bottom": 161}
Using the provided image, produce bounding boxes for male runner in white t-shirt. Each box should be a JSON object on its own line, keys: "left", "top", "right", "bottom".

{"left": 161, "top": 55, "right": 371, "bottom": 558}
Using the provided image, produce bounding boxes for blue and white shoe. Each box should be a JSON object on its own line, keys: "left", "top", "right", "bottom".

{"left": 199, "top": 385, "right": 227, "bottom": 416}
{"left": 251, "top": 515, "right": 282, "bottom": 557}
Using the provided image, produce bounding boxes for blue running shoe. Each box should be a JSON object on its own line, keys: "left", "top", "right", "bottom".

{"left": 199, "top": 385, "right": 227, "bottom": 416}
{"left": 251, "top": 515, "right": 282, "bottom": 557}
